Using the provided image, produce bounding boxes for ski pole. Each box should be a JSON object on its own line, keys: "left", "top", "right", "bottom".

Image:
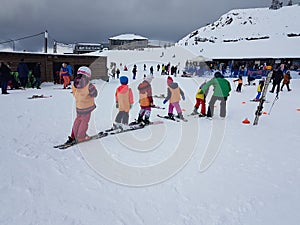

{"left": 268, "top": 94, "right": 279, "bottom": 115}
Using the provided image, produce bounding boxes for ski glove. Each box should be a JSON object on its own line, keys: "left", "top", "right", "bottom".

{"left": 163, "top": 99, "right": 167, "bottom": 104}
{"left": 182, "top": 95, "right": 185, "bottom": 101}
{"left": 116, "top": 103, "right": 119, "bottom": 108}
{"left": 130, "top": 104, "right": 133, "bottom": 109}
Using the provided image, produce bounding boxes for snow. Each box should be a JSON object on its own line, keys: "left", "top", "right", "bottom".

{"left": 1, "top": 65, "right": 300, "bottom": 224}
{"left": 177, "top": 5, "right": 300, "bottom": 59}
{"left": 1, "top": 5, "right": 300, "bottom": 225}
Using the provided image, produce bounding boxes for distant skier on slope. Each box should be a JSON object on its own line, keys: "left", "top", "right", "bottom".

{"left": 64, "top": 66, "right": 98, "bottom": 145}
{"left": 137, "top": 75, "right": 154, "bottom": 124}
{"left": 114, "top": 76, "right": 134, "bottom": 130}
{"left": 201, "top": 71, "right": 231, "bottom": 119}
{"left": 163, "top": 76, "right": 186, "bottom": 120}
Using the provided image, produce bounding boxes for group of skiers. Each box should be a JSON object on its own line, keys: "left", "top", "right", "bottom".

{"left": 64, "top": 67, "right": 233, "bottom": 145}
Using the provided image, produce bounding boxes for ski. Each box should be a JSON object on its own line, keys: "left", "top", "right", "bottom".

{"left": 157, "top": 114, "right": 188, "bottom": 122}
{"left": 151, "top": 105, "right": 165, "bottom": 110}
{"left": 28, "top": 95, "right": 52, "bottom": 99}
{"left": 54, "top": 132, "right": 109, "bottom": 149}
{"left": 153, "top": 94, "right": 165, "bottom": 99}
{"left": 253, "top": 71, "right": 273, "bottom": 125}
{"left": 55, "top": 121, "right": 164, "bottom": 150}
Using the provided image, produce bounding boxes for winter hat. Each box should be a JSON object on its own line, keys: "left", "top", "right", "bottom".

{"left": 145, "top": 75, "right": 153, "bottom": 83}
{"left": 120, "top": 76, "right": 128, "bottom": 85}
{"left": 214, "top": 71, "right": 222, "bottom": 78}
{"left": 77, "top": 66, "right": 92, "bottom": 78}
{"left": 167, "top": 76, "right": 173, "bottom": 86}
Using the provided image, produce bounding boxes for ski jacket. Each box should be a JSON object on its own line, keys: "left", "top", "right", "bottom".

{"left": 33, "top": 64, "right": 41, "bottom": 78}
{"left": 257, "top": 80, "right": 265, "bottom": 92}
{"left": 60, "top": 67, "right": 69, "bottom": 77}
{"left": 202, "top": 76, "right": 231, "bottom": 97}
{"left": 282, "top": 73, "right": 291, "bottom": 84}
{"left": 17, "top": 62, "right": 29, "bottom": 78}
{"left": 138, "top": 80, "right": 153, "bottom": 107}
{"left": 115, "top": 84, "right": 134, "bottom": 112}
{"left": 272, "top": 70, "right": 284, "bottom": 84}
{"left": 0, "top": 64, "right": 12, "bottom": 82}
{"left": 165, "top": 82, "right": 185, "bottom": 103}
{"left": 72, "top": 83, "right": 97, "bottom": 114}
{"left": 196, "top": 88, "right": 205, "bottom": 100}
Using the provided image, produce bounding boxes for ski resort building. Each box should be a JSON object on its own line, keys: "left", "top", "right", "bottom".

{"left": 109, "top": 34, "right": 148, "bottom": 50}
{"left": 0, "top": 51, "right": 108, "bottom": 82}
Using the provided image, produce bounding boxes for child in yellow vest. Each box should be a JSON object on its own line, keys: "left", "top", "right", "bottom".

{"left": 192, "top": 81, "right": 207, "bottom": 116}
{"left": 65, "top": 66, "right": 97, "bottom": 144}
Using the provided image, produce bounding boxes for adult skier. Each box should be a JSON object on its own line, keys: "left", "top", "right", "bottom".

{"left": 201, "top": 71, "right": 231, "bottom": 119}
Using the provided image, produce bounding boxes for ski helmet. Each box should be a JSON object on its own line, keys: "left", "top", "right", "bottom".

{"left": 77, "top": 66, "right": 91, "bottom": 78}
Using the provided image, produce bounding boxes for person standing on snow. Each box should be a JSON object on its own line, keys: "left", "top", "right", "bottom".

{"left": 137, "top": 75, "right": 154, "bottom": 124}
{"left": 0, "top": 62, "right": 12, "bottom": 94}
{"left": 191, "top": 81, "right": 207, "bottom": 117}
{"left": 132, "top": 64, "right": 137, "bottom": 80}
{"left": 60, "top": 63, "right": 71, "bottom": 89}
{"left": 253, "top": 78, "right": 265, "bottom": 101}
{"left": 17, "top": 58, "right": 29, "bottom": 89}
{"left": 281, "top": 70, "right": 292, "bottom": 91}
{"left": 64, "top": 66, "right": 98, "bottom": 145}
{"left": 201, "top": 71, "right": 231, "bottom": 119}
{"left": 233, "top": 76, "right": 243, "bottom": 92}
{"left": 270, "top": 64, "right": 284, "bottom": 95}
{"left": 163, "top": 76, "right": 186, "bottom": 120}
{"left": 114, "top": 76, "right": 134, "bottom": 129}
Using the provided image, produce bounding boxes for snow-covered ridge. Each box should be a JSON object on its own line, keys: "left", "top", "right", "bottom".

{"left": 177, "top": 5, "right": 300, "bottom": 58}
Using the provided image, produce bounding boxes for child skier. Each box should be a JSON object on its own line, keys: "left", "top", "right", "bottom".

{"left": 114, "top": 76, "right": 134, "bottom": 129}
{"left": 233, "top": 76, "right": 243, "bottom": 92}
{"left": 60, "top": 63, "right": 71, "bottom": 89}
{"left": 137, "top": 75, "right": 154, "bottom": 124}
{"left": 191, "top": 81, "right": 207, "bottom": 117}
{"left": 253, "top": 78, "right": 265, "bottom": 101}
{"left": 65, "top": 66, "right": 98, "bottom": 144}
{"left": 163, "top": 76, "right": 186, "bottom": 120}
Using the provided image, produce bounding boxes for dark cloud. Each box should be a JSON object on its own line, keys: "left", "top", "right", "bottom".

{"left": 0, "top": 0, "right": 271, "bottom": 51}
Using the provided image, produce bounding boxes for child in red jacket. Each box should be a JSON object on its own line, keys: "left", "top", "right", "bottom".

{"left": 114, "top": 76, "right": 134, "bottom": 130}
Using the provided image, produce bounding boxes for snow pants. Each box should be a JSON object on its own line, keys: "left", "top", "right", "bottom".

{"left": 195, "top": 98, "right": 206, "bottom": 115}
{"left": 115, "top": 111, "right": 129, "bottom": 124}
{"left": 71, "top": 112, "right": 91, "bottom": 140}
{"left": 63, "top": 76, "right": 70, "bottom": 89}
{"left": 168, "top": 102, "right": 182, "bottom": 114}
{"left": 207, "top": 96, "right": 227, "bottom": 118}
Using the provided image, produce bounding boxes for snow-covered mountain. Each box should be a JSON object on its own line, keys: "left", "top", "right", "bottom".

{"left": 177, "top": 5, "right": 300, "bottom": 59}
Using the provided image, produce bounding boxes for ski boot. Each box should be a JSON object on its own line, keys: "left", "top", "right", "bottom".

{"left": 168, "top": 113, "right": 174, "bottom": 120}
{"left": 190, "top": 106, "right": 199, "bottom": 115}
{"left": 65, "top": 136, "right": 76, "bottom": 145}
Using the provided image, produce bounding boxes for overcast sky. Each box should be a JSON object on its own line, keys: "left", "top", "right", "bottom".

{"left": 0, "top": 0, "right": 273, "bottom": 51}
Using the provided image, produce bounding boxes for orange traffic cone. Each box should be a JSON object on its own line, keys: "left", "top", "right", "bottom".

{"left": 242, "top": 118, "right": 250, "bottom": 124}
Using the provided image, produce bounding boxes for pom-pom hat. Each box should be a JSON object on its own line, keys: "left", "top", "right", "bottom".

{"left": 77, "top": 66, "right": 92, "bottom": 78}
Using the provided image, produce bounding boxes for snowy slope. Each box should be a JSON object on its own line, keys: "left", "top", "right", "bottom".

{"left": 177, "top": 5, "right": 300, "bottom": 58}
{"left": 1, "top": 64, "right": 300, "bottom": 224}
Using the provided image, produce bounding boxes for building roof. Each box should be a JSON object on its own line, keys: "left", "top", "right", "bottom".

{"left": 109, "top": 34, "right": 148, "bottom": 41}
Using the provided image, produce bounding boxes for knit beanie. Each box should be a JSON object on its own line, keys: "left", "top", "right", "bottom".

{"left": 167, "top": 76, "right": 173, "bottom": 86}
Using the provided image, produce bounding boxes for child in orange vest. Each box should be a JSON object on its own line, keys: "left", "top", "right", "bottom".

{"left": 65, "top": 66, "right": 98, "bottom": 144}
{"left": 234, "top": 76, "right": 243, "bottom": 92}
{"left": 114, "top": 76, "right": 134, "bottom": 130}
{"left": 137, "top": 75, "right": 154, "bottom": 124}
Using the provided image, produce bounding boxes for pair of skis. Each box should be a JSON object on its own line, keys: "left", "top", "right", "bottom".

{"left": 54, "top": 121, "right": 163, "bottom": 150}
{"left": 157, "top": 114, "right": 188, "bottom": 122}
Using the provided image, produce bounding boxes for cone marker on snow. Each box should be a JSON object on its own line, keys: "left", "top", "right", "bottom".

{"left": 242, "top": 118, "right": 250, "bottom": 124}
